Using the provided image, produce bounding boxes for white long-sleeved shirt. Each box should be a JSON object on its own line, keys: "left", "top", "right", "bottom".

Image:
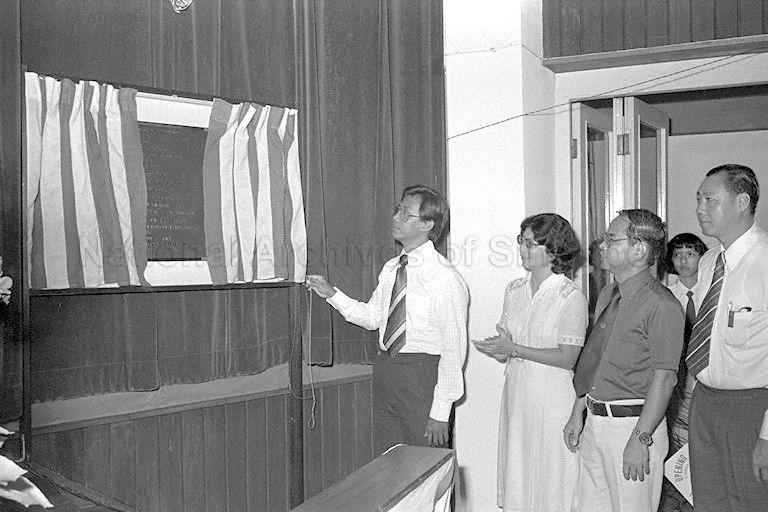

{"left": 327, "top": 240, "right": 469, "bottom": 422}
{"left": 694, "top": 222, "right": 768, "bottom": 439}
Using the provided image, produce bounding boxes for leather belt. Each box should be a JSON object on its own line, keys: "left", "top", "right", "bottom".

{"left": 586, "top": 395, "right": 643, "bottom": 417}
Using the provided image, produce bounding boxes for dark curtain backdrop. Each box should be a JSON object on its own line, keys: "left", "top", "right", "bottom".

{"left": 21, "top": 0, "right": 298, "bottom": 401}
{"left": 20, "top": 0, "right": 296, "bottom": 106}
{"left": 299, "top": 0, "right": 446, "bottom": 364}
{"left": 29, "top": 289, "right": 293, "bottom": 402}
{"left": 0, "top": 0, "right": 23, "bottom": 421}
{"left": 18, "top": 0, "right": 446, "bottom": 400}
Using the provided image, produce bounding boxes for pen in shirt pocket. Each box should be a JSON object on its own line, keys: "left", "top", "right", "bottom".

{"left": 727, "top": 302, "right": 753, "bottom": 328}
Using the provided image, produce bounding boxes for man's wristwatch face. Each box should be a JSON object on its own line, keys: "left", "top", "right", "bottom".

{"left": 633, "top": 428, "right": 653, "bottom": 446}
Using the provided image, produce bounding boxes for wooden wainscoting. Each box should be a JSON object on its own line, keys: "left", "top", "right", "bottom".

{"left": 29, "top": 373, "right": 374, "bottom": 512}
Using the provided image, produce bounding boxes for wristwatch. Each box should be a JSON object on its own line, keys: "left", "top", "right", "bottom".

{"left": 633, "top": 427, "right": 653, "bottom": 446}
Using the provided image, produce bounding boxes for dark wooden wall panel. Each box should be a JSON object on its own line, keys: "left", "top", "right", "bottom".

{"left": 691, "top": 0, "right": 716, "bottom": 41}
{"left": 560, "top": 0, "right": 582, "bottom": 56}
{"left": 543, "top": 0, "right": 562, "bottom": 58}
{"left": 203, "top": 406, "right": 228, "bottom": 511}
{"left": 670, "top": 0, "right": 693, "bottom": 44}
{"left": 135, "top": 417, "right": 161, "bottom": 512}
{"left": 647, "top": 0, "right": 670, "bottom": 47}
{"left": 266, "top": 396, "right": 288, "bottom": 512}
{"left": 763, "top": 0, "right": 768, "bottom": 36}
{"left": 603, "top": 0, "right": 626, "bottom": 51}
{"left": 544, "top": 0, "right": 768, "bottom": 57}
{"left": 338, "top": 383, "right": 357, "bottom": 478}
{"left": 225, "top": 402, "right": 248, "bottom": 512}
{"left": 581, "top": 0, "right": 604, "bottom": 54}
{"left": 624, "top": 0, "right": 648, "bottom": 49}
{"left": 716, "top": 0, "right": 739, "bottom": 38}
{"left": 29, "top": 376, "right": 374, "bottom": 512}
{"left": 158, "top": 413, "right": 184, "bottom": 512}
{"left": 181, "top": 409, "right": 206, "bottom": 512}
{"left": 303, "top": 395, "right": 324, "bottom": 499}
{"left": 57, "top": 428, "right": 84, "bottom": 485}
{"left": 83, "top": 425, "right": 110, "bottom": 494}
{"left": 246, "top": 399, "right": 269, "bottom": 511}
{"left": 740, "top": 0, "right": 764, "bottom": 36}
{"left": 109, "top": 421, "right": 137, "bottom": 509}
{"left": 321, "top": 386, "right": 341, "bottom": 490}
{"left": 354, "top": 380, "right": 373, "bottom": 469}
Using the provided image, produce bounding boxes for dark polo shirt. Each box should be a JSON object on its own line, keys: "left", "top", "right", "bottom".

{"left": 589, "top": 268, "right": 684, "bottom": 401}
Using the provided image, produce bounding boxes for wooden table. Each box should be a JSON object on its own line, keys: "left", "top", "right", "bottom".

{"left": 291, "top": 445, "right": 454, "bottom": 512}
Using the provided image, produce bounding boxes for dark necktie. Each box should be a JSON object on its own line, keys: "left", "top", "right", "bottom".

{"left": 574, "top": 284, "right": 621, "bottom": 397}
{"left": 687, "top": 253, "right": 725, "bottom": 378}
{"left": 383, "top": 254, "right": 408, "bottom": 356}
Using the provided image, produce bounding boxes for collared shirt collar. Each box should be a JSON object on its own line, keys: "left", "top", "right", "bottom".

{"left": 398, "top": 239, "right": 436, "bottom": 269}
{"left": 721, "top": 222, "right": 760, "bottom": 270}
{"left": 617, "top": 267, "right": 654, "bottom": 301}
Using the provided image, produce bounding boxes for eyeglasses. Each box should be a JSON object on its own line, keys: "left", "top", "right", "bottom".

{"left": 393, "top": 205, "right": 424, "bottom": 222}
{"left": 600, "top": 233, "right": 632, "bottom": 246}
{"left": 516, "top": 234, "right": 540, "bottom": 249}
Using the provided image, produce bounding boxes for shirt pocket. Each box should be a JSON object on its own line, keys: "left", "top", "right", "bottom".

{"left": 406, "top": 293, "right": 435, "bottom": 336}
{"left": 725, "top": 309, "right": 766, "bottom": 348}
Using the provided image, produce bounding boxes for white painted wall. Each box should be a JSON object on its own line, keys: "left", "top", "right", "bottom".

{"left": 445, "top": 1, "right": 555, "bottom": 510}
{"left": 667, "top": 130, "right": 768, "bottom": 247}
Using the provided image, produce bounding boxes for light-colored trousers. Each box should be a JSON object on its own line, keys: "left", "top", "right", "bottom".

{"left": 578, "top": 400, "right": 668, "bottom": 512}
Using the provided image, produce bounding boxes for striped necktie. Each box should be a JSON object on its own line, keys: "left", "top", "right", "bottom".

{"left": 684, "top": 290, "right": 696, "bottom": 343}
{"left": 383, "top": 254, "right": 408, "bottom": 356}
{"left": 686, "top": 253, "right": 724, "bottom": 378}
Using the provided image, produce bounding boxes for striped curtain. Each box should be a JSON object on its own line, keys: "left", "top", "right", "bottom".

{"left": 24, "top": 72, "right": 147, "bottom": 289}
{"left": 203, "top": 98, "right": 306, "bottom": 284}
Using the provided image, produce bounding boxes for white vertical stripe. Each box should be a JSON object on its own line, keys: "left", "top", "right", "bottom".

{"left": 104, "top": 85, "right": 139, "bottom": 285}
{"left": 39, "top": 77, "right": 69, "bottom": 288}
{"left": 233, "top": 105, "right": 258, "bottom": 281}
{"left": 88, "top": 82, "right": 101, "bottom": 142}
{"left": 284, "top": 112, "right": 306, "bottom": 281}
{"left": 24, "top": 72, "right": 44, "bottom": 285}
{"left": 254, "top": 106, "right": 275, "bottom": 280}
{"left": 218, "top": 104, "right": 242, "bottom": 282}
{"left": 70, "top": 82, "right": 104, "bottom": 287}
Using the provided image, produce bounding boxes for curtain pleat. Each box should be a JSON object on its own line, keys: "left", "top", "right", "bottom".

{"left": 203, "top": 98, "right": 306, "bottom": 284}
{"left": 25, "top": 72, "right": 148, "bottom": 289}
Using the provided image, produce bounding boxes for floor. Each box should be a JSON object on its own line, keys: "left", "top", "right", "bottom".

{"left": 2, "top": 470, "right": 119, "bottom": 512}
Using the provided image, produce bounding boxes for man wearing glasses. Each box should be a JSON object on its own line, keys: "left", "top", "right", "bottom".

{"left": 304, "top": 185, "right": 468, "bottom": 454}
{"left": 564, "top": 209, "right": 684, "bottom": 512}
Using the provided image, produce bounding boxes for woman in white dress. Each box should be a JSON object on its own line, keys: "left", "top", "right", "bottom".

{"left": 474, "top": 213, "right": 588, "bottom": 512}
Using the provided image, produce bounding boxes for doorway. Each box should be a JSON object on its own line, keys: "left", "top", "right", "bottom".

{"left": 571, "top": 84, "right": 768, "bottom": 317}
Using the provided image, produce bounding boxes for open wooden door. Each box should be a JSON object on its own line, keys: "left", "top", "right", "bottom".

{"left": 571, "top": 102, "right": 613, "bottom": 322}
{"left": 614, "top": 96, "right": 670, "bottom": 218}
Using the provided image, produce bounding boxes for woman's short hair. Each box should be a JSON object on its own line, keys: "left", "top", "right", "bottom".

{"left": 520, "top": 213, "right": 582, "bottom": 274}
{"left": 663, "top": 232, "right": 707, "bottom": 275}
{"left": 403, "top": 185, "right": 449, "bottom": 243}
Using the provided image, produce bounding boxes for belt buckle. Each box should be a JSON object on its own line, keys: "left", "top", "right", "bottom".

{"left": 588, "top": 396, "right": 611, "bottom": 417}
